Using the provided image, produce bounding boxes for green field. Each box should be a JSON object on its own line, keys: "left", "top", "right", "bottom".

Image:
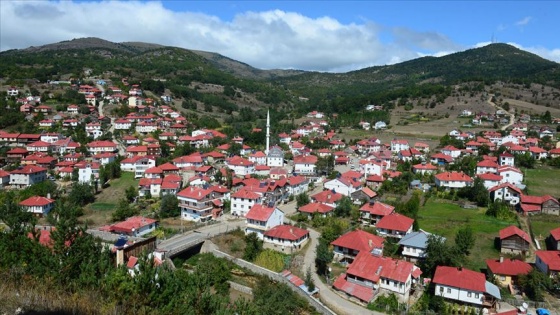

{"left": 529, "top": 214, "right": 560, "bottom": 243}
{"left": 524, "top": 167, "right": 560, "bottom": 197}
{"left": 83, "top": 172, "right": 137, "bottom": 225}
{"left": 418, "top": 199, "right": 517, "bottom": 271}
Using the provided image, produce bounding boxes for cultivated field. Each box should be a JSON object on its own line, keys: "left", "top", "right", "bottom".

{"left": 417, "top": 199, "right": 517, "bottom": 271}
{"left": 524, "top": 168, "right": 560, "bottom": 197}
{"left": 81, "top": 172, "right": 137, "bottom": 226}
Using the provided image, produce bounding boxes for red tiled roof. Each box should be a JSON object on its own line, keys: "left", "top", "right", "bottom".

{"left": 376, "top": 213, "right": 414, "bottom": 232}
{"left": 264, "top": 225, "right": 309, "bottom": 241}
{"left": 10, "top": 165, "right": 47, "bottom": 174}
{"left": 311, "top": 190, "right": 343, "bottom": 204}
{"left": 413, "top": 163, "right": 437, "bottom": 170}
{"left": 246, "top": 204, "right": 276, "bottom": 221}
{"left": 331, "top": 230, "right": 384, "bottom": 252}
{"left": 486, "top": 258, "right": 532, "bottom": 276}
{"left": 347, "top": 251, "right": 420, "bottom": 284}
{"left": 433, "top": 266, "right": 486, "bottom": 292}
{"left": 232, "top": 189, "right": 261, "bottom": 199}
{"left": 127, "top": 256, "right": 138, "bottom": 269}
{"left": 359, "top": 201, "right": 394, "bottom": 216}
{"left": 521, "top": 195, "right": 543, "bottom": 205}
{"left": 535, "top": 251, "right": 560, "bottom": 271}
{"left": 477, "top": 159, "right": 499, "bottom": 168}
{"left": 435, "top": 171, "right": 473, "bottom": 182}
{"left": 110, "top": 216, "right": 158, "bottom": 234}
{"left": 550, "top": 227, "right": 560, "bottom": 241}
{"left": 293, "top": 155, "right": 317, "bottom": 164}
{"left": 333, "top": 274, "right": 375, "bottom": 302}
{"left": 488, "top": 183, "right": 522, "bottom": 194}
{"left": 478, "top": 173, "right": 502, "bottom": 181}
{"left": 177, "top": 186, "right": 212, "bottom": 200}
{"left": 19, "top": 196, "right": 55, "bottom": 207}
{"left": 298, "top": 202, "right": 334, "bottom": 214}
{"left": 499, "top": 226, "right": 531, "bottom": 243}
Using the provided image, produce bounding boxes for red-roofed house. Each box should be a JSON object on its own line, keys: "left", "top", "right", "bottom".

{"left": 9, "top": 165, "right": 47, "bottom": 187}
{"left": 499, "top": 226, "right": 531, "bottom": 256}
{"left": 263, "top": 225, "right": 309, "bottom": 251}
{"left": 489, "top": 183, "right": 522, "bottom": 205}
{"left": 231, "top": 188, "right": 263, "bottom": 217}
{"left": 177, "top": 186, "right": 214, "bottom": 222}
{"left": 520, "top": 195, "right": 560, "bottom": 216}
{"left": 412, "top": 163, "right": 437, "bottom": 175}
{"left": 245, "top": 204, "right": 284, "bottom": 239}
{"left": 434, "top": 171, "right": 473, "bottom": 189}
{"left": 293, "top": 154, "right": 317, "bottom": 175}
{"left": 226, "top": 156, "right": 255, "bottom": 177}
{"left": 548, "top": 227, "right": 560, "bottom": 251}
{"left": 535, "top": 250, "right": 560, "bottom": 277}
{"left": 476, "top": 159, "right": 499, "bottom": 175}
{"left": 433, "top": 266, "right": 500, "bottom": 308}
{"left": 0, "top": 170, "right": 10, "bottom": 187}
{"left": 311, "top": 190, "right": 344, "bottom": 208}
{"left": 333, "top": 251, "right": 422, "bottom": 303}
{"left": 376, "top": 213, "right": 414, "bottom": 239}
{"left": 359, "top": 201, "right": 395, "bottom": 226}
{"left": 106, "top": 216, "right": 158, "bottom": 237}
{"left": 331, "top": 230, "right": 384, "bottom": 263}
{"left": 478, "top": 173, "right": 503, "bottom": 189}
{"left": 323, "top": 176, "right": 362, "bottom": 196}
{"left": 486, "top": 257, "right": 532, "bottom": 287}
{"left": 297, "top": 202, "right": 334, "bottom": 218}
{"left": 19, "top": 195, "right": 55, "bottom": 216}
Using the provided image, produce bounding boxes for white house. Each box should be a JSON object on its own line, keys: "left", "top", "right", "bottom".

{"left": 434, "top": 171, "right": 473, "bottom": 189}
{"left": 323, "top": 177, "right": 361, "bottom": 196}
{"left": 499, "top": 152, "right": 515, "bottom": 166}
{"left": 120, "top": 156, "right": 156, "bottom": 178}
{"left": 476, "top": 160, "right": 499, "bottom": 175}
{"left": 441, "top": 145, "right": 462, "bottom": 159}
{"left": 286, "top": 176, "right": 310, "bottom": 196}
{"left": 390, "top": 139, "right": 409, "bottom": 153}
{"left": 374, "top": 121, "right": 387, "bottom": 130}
{"left": 245, "top": 204, "right": 284, "bottom": 240}
{"left": 135, "top": 122, "right": 158, "bottom": 134}
{"left": 227, "top": 156, "right": 255, "bottom": 177}
{"left": 263, "top": 225, "right": 309, "bottom": 252}
{"left": 177, "top": 186, "right": 214, "bottom": 222}
{"left": 231, "top": 189, "right": 263, "bottom": 217}
{"left": 78, "top": 163, "right": 100, "bottom": 184}
{"left": 19, "top": 195, "right": 55, "bottom": 216}
{"left": 398, "top": 230, "right": 442, "bottom": 262}
{"left": 105, "top": 216, "right": 158, "bottom": 237}
{"left": 497, "top": 166, "right": 524, "bottom": 186}
{"left": 293, "top": 155, "right": 317, "bottom": 176}
{"left": 114, "top": 118, "right": 133, "bottom": 130}
{"left": 433, "top": 266, "right": 501, "bottom": 308}
{"left": 489, "top": 183, "right": 522, "bottom": 206}
{"left": 9, "top": 165, "right": 47, "bottom": 188}
{"left": 248, "top": 151, "right": 267, "bottom": 165}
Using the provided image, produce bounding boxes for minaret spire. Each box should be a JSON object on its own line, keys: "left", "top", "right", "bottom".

{"left": 266, "top": 110, "right": 270, "bottom": 155}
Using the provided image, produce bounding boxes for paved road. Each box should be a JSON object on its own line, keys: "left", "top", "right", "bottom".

{"left": 157, "top": 218, "right": 245, "bottom": 252}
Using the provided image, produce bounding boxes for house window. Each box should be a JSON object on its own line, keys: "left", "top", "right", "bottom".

{"left": 500, "top": 276, "right": 506, "bottom": 281}
{"left": 467, "top": 292, "right": 472, "bottom": 298}
{"left": 447, "top": 288, "right": 451, "bottom": 294}
{"left": 475, "top": 293, "right": 479, "bottom": 299}
{"left": 439, "top": 287, "right": 444, "bottom": 293}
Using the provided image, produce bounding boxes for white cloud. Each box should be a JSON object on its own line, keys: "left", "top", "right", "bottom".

{"left": 515, "top": 16, "right": 532, "bottom": 26}
{"left": 0, "top": 2, "right": 557, "bottom": 72}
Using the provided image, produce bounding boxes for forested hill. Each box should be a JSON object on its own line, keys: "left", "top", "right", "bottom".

{"left": 1, "top": 38, "right": 559, "bottom": 118}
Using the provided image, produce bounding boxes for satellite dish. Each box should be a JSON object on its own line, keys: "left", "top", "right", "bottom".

{"left": 522, "top": 303, "right": 528, "bottom": 309}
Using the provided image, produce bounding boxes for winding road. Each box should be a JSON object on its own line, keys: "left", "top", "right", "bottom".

{"left": 487, "top": 94, "right": 515, "bottom": 130}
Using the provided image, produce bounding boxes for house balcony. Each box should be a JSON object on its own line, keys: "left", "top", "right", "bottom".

{"left": 179, "top": 201, "right": 213, "bottom": 211}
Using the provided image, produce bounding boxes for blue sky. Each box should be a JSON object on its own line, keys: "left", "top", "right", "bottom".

{"left": 1, "top": 1, "right": 558, "bottom": 71}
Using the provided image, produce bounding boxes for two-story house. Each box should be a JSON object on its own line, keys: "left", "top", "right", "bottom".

{"left": 9, "top": 165, "right": 47, "bottom": 188}
{"left": 244, "top": 204, "right": 284, "bottom": 239}
{"left": 359, "top": 201, "right": 395, "bottom": 226}
{"left": 231, "top": 188, "right": 263, "bottom": 217}
{"left": 333, "top": 251, "right": 422, "bottom": 304}
{"left": 19, "top": 195, "right": 55, "bottom": 216}
{"left": 331, "top": 229, "right": 384, "bottom": 264}
{"left": 375, "top": 213, "right": 414, "bottom": 239}
{"left": 263, "top": 224, "right": 309, "bottom": 252}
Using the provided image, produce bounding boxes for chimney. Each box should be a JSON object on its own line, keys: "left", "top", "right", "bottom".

{"left": 290, "top": 228, "right": 294, "bottom": 234}
{"left": 368, "top": 239, "right": 372, "bottom": 248}
{"left": 499, "top": 256, "right": 504, "bottom": 263}
{"left": 47, "top": 193, "right": 51, "bottom": 200}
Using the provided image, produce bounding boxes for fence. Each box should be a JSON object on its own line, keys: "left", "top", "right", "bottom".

{"left": 212, "top": 249, "right": 337, "bottom": 315}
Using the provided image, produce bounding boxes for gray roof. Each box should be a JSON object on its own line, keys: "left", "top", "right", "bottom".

{"left": 485, "top": 281, "right": 501, "bottom": 299}
{"left": 398, "top": 230, "right": 444, "bottom": 249}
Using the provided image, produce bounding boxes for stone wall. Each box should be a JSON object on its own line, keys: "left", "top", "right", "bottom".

{"left": 212, "top": 249, "right": 336, "bottom": 315}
